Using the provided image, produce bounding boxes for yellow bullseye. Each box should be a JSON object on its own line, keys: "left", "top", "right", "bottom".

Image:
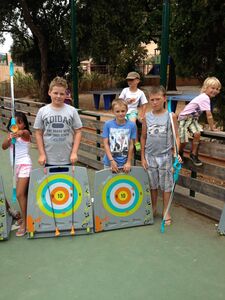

{"left": 51, "top": 187, "right": 69, "bottom": 205}
{"left": 115, "top": 187, "right": 131, "bottom": 204}
{"left": 55, "top": 191, "right": 65, "bottom": 200}
{"left": 118, "top": 191, "right": 128, "bottom": 201}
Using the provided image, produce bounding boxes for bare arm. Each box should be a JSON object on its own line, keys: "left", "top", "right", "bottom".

{"left": 172, "top": 113, "right": 181, "bottom": 153}
{"left": 139, "top": 103, "right": 147, "bottom": 121}
{"left": 140, "top": 117, "right": 148, "bottom": 170}
{"left": 2, "top": 134, "right": 12, "bottom": 150}
{"left": 2, "top": 129, "right": 31, "bottom": 150}
{"left": 123, "top": 139, "right": 134, "bottom": 173}
{"left": 103, "top": 137, "right": 119, "bottom": 173}
{"left": 206, "top": 110, "right": 218, "bottom": 131}
{"left": 70, "top": 128, "right": 82, "bottom": 164}
{"left": 35, "top": 129, "right": 46, "bottom": 165}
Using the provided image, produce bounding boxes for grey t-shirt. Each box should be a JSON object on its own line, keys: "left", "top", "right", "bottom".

{"left": 34, "top": 104, "right": 82, "bottom": 165}
{"left": 145, "top": 111, "right": 172, "bottom": 156}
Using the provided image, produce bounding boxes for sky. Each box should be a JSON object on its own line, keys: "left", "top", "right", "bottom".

{"left": 0, "top": 33, "right": 13, "bottom": 53}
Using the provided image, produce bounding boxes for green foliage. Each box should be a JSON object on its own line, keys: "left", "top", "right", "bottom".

{"left": 0, "top": 0, "right": 162, "bottom": 99}
{"left": 0, "top": 70, "right": 39, "bottom": 98}
{"left": 78, "top": 72, "right": 115, "bottom": 91}
{"left": 13, "top": 70, "right": 39, "bottom": 98}
{"left": 170, "top": 0, "right": 225, "bottom": 129}
{"left": 114, "top": 45, "right": 148, "bottom": 78}
{"left": 77, "top": 0, "right": 161, "bottom": 67}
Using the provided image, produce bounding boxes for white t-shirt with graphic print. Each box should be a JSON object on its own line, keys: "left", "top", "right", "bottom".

{"left": 119, "top": 87, "right": 148, "bottom": 114}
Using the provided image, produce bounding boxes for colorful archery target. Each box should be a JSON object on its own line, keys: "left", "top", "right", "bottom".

{"left": 102, "top": 175, "right": 143, "bottom": 217}
{"left": 0, "top": 176, "right": 12, "bottom": 240}
{"left": 94, "top": 167, "right": 154, "bottom": 232}
{"left": 27, "top": 166, "right": 93, "bottom": 238}
{"left": 218, "top": 204, "right": 225, "bottom": 235}
{"left": 37, "top": 174, "right": 82, "bottom": 218}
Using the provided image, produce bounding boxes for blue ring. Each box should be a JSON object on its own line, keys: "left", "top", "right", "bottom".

{"left": 41, "top": 178, "right": 78, "bottom": 214}
{"left": 106, "top": 179, "right": 139, "bottom": 213}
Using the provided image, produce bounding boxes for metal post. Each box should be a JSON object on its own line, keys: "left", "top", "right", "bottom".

{"left": 71, "top": 0, "right": 79, "bottom": 108}
{"left": 160, "top": 0, "right": 170, "bottom": 88}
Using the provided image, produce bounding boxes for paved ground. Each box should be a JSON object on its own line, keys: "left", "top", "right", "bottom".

{"left": 0, "top": 130, "right": 225, "bottom": 300}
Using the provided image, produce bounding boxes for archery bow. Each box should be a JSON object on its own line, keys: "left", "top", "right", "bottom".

{"left": 70, "top": 165, "right": 75, "bottom": 235}
{"left": 9, "top": 61, "right": 18, "bottom": 203}
{"left": 161, "top": 99, "right": 182, "bottom": 233}
{"left": 44, "top": 167, "right": 60, "bottom": 236}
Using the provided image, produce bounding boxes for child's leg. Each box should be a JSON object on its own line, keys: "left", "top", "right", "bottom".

{"left": 192, "top": 132, "right": 201, "bottom": 155}
{"left": 16, "top": 177, "right": 29, "bottom": 231}
{"left": 129, "top": 117, "right": 138, "bottom": 142}
{"left": 129, "top": 117, "right": 141, "bottom": 151}
{"left": 150, "top": 189, "right": 158, "bottom": 216}
{"left": 158, "top": 153, "right": 173, "bottom": 224}
{"left": 162, "top": 191, "right": 172, "bottom": 224}
{"left": 179, "top": 142, "right": 186, "bottom": 154}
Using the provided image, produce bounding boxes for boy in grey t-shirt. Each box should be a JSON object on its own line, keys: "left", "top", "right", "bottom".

{"left": 141, "top": 86, "right": 181, "bottom": 226}
{"left": 34, "top": 77, "right": 82, "bottom": 166}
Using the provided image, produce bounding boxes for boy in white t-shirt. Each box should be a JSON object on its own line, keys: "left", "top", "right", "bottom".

{"left": 119, "top": 71, "right": 148, "bottom": 151}
{"left": 178, "top": 77, "right": 221, "bottom": 166}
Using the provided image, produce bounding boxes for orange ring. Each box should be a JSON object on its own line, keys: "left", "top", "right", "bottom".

{"left": 114, "top": 187, "right": 132, "bottom": 205}
{"left": 51, "top": 187, "right": 70, "bottom": 205}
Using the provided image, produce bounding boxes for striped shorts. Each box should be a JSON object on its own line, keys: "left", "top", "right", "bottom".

{"left": 178, "top": 117, "right": 203, "bottom": 143}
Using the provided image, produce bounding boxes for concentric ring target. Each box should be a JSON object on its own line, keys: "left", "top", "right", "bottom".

{"left": 102, "top": 174, "right": 143, "bottom": 216}
{"left": 37, "top": 174, "right": 82, "bottom": 218}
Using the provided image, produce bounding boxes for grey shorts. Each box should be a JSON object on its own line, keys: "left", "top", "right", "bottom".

{"left": 146, "top": 153, "right": 173, "bottom": 192}
{"left": 178, "top": 117, "right": 203, "bottom": 143}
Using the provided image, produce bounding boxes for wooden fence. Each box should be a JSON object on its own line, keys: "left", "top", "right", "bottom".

{"left": 1, "top": 96, "right": 225, "bottom": 221}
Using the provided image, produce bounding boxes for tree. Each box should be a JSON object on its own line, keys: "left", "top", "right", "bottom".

{"left": 0, "top": 0, "right": 71, "bottom": 102}
{"left": 0, "top": 0, "right": 162, "bottom": 101}
{"left": 169, "top": 0, "right": 225, "bottom": 128}
{"left": 170, "top": 0, "right": 225, "bottom": 79}
{"left": 77, "top": 0, "right": 162, "bottom": 69}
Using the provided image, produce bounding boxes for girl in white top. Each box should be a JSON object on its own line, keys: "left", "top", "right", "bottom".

{"left": 119, "top": 72, "right": 148, "bottom": 151}
{"left": 2, "top": 112, "right": 32, "bottom": 237}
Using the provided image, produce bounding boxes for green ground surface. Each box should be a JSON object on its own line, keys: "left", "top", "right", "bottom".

{"left": 0, "top": 131, "right": 225, "bottom": 300}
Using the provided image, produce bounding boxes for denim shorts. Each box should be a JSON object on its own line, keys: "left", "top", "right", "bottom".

{"left": 145, "top": 153, "right": 173, "bottom": 192}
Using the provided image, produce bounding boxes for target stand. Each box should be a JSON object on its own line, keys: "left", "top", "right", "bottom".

{"left": 27, "top": 166, "right": 93, "bottom": 238}
{"left": 0, "top": 176, "right": 13, "bottom": 240}
{"left": 93, "top": 167, "right": 153, "bottom": 232}
{"left": 218, "top": 204, "right": 225, "bottom": 236}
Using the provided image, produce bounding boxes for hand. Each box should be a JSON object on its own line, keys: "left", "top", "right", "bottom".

{"left": 7, "top": 133, "right": 12, "bottom": 142}
{"left": 123, "top": 162, "right": 131, "bottom": 173}
{"left": 212, "top": 127, "right": 220, "bottom": 132}
{"left": 70, "top": 152, "right": 78, "bottom": 165}
{"left": 127, "top": 98, "right": 136, "bottom": 104}
{"left": 11, "top": 130, "right": 23, "bottom": 139}
{"left": 110, "top": 160, "right": 119, "bottom": 173}
{"left": 38, "top": 154, "right": 46, "bottom": 166}
{"left": 138, "top": 115, "right": 144, "bottom": 123}
{"left": 141, "top": 158, "right": 148, "bottom": 170}
{"left": 177, "top": 154, "right": 183, "bottom": 163}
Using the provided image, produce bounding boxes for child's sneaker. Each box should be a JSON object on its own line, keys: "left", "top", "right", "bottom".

{"left": 16, "top": 226, "right": 26, "bottom": 237}
{"left": 190, "top": 153, "right": 203, "bottom": 166}
{"left": 135, "top": 142, "right": 141, "bottom": 152}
